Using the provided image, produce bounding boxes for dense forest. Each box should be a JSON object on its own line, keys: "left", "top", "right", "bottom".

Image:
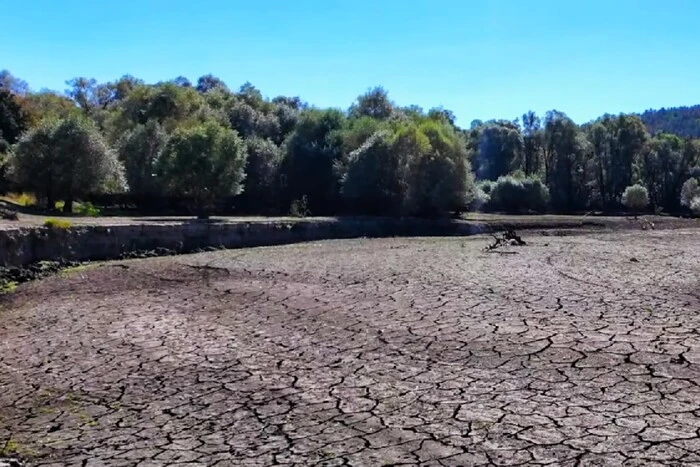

{"left": 1, "top": 69, "right": 699, "bottom": 217}
{"left": 640, "top": 105, "right": 700, "bottom": 139}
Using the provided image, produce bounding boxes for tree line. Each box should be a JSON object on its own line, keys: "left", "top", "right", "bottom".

{"left": 1, "top": 69, "right": 699, "bottom": 217}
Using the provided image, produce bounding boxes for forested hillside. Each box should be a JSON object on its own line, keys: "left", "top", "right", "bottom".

{"left": 640, "top": 105, "right": 700, "bottom": 138}
{"left": 1, "top": 69, "right": 699, "bottom": 217}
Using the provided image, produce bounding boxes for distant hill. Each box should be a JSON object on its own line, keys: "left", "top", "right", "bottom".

{"left": 639, "top": 105, "right": 700, "bottom": 138}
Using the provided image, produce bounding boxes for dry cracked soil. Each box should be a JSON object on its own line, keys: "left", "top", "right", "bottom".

{"left": 1, "top": 230, "right": 700, "bottom": 466}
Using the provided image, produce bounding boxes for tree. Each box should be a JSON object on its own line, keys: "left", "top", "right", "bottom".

{"left": 12, "top": 117, "right": 126, "bottom": 211}
{"left": 0, "top": 89, "right": 28, "bottom": 144}
{"left": 621, "top": 184, "right": 649, "bottom": 216}
{"left": 0, "top": 70, "right": 29, "bottom": 95}
{"left": 473, "top": 120, "right": 523, "bottom": 180}
{"left": 117, "top": 120, "right": 168, "bottom": 197}
{"left": 349, "top": 87, "right": 394, "bottom": 120}
{"left": 238, "top": 137, "right": 282, "bottom": 213}
{"left": 158, "top": 120, "right": 247, "bottom": 217}
{"left": 404, "top": 119, "right": 475, "bottom": 216}
{"left": 340, "top": 130, "right": 409, "bottom": 215}
{"left": 543, "top": 111, "right": 588, "bottom": 211}
{"left": 680, "top": 177, "right": 700, "bottom": 212}
{"left": 65, "top": 77, "right": 99, "bottom": 114}
{"left": 521, "top": 111, "right": 542, "bottom": 176}
{"left": 196, "top": 74, "right": 228, "bottom": 94}
{"left": 278, "top": 109, "right": 346, "bottom": 215}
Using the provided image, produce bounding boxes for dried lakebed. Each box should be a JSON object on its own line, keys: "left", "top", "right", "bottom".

{"left": 1, "top": 230, "right": 700, "bottom": 466}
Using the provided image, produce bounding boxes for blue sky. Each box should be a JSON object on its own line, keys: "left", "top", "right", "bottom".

{"left": 2, "top": 0, "right": 699, "bottom": 126}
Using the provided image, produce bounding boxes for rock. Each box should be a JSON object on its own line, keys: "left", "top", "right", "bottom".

{"left": 0, "top": 459, "right": 24, "bottom": 467}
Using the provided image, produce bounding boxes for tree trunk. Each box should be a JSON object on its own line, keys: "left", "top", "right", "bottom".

{"left": 63, "top": 197, "right": 74, "bottom": 214}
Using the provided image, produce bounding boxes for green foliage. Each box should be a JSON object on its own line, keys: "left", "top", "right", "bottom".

{"left": 238, "top": 137, "right": 283, "bottom": 213}
{"left": 681, "top": 177, "right": 700, "bottom": 212}
{"left": 158, "top": 120, "right": 247, "bottom": 216}
{"left": 340, "top": 130, "right": 408, "bottom": 215}
{"left": 404, "top": 119, "right": 475, "bottom": 216}
{"left": 487, "top": 175, "right": 550, "bottom": 213}
{"left": 117, "top": 120, "right": 168, "bottom": 196}
{"left": 12, "top": 116, "right": 127, "bottom": 211}
{"left": 473, "top": 120, "right": 523, "bottom": 180}
{"left": 641, "top": 105, "right": 700, "bottom": 138}
{"left": 621, "top": 184, "right": 650, "bottom": 212}
{"left": 349, "top": 86, "right": 394, "bottom": 120}
{"left": 4, "top": 68, "right": 700, "bottom": 218}
{"left": 74, "top": 201, "right": 101, "bottom": 216}
{"left": 0, "top": 89, "right": 28, "bottom": 144}
{"left": 44, "top": 218, "right": 72, "bottom": 229}
{"left": 279, "top": 108, "right": 346, "bottom": 215}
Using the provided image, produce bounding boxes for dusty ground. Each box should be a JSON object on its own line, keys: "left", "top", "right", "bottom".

{"left": 1, "top": 230, "right": 700, "bottom": 466}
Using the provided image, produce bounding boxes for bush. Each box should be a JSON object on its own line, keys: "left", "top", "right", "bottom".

{"left": 289, "top": 195, "right": 309, "bottom": 218}
{"left": 2, "top": 192, "right": 36, "bottom": 206}
{"left": 486, "top": 175, "right": 550, "bottom": 213}
{"left": 74, "top": 201, "right": 101, "bottom": 217}
{"left": 44, "top": 218, "right": 72, "bottom": 229}
{"left": 691, "top": 197, "right": 700, "bottom": 214}
{"left": 681, "top": 178, "right": 700, "bottom": 212}
{"left": 621, "top": 184, "right": 649, "bottom": 213}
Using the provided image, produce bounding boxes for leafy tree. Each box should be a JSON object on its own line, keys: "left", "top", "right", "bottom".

{"left": 680, "top": 177, "right": 700, "bottom": 212}
{"left": 543, "top": 111, "right": 589, "bottom": 211}
{"left": 340, "top": 130, "right": 409, "bottom": 215}
{"left": 12, "top": 117, "right": 126, "bottom": 212}
{"left": 65, "top": 77, "right": 99, "bottom": 114}
{"left": 278, "top": 108, "right": 346, "bottom": 215}
{"left": 349, "top": 86, "right": 394, "bottom": 120}
{"left": 157, "top": 120, "right": 246, "bottom": 217}
{"left": 521, "top": 111, "right": 542, "bottom": 176}
{"left": 488, "top": 175, "right": 550, "bottom": 213}
{"left": 621, "top": 184, "right": 649, "bottom": 215}
{"left": 404, "top": 119, "right": 475, "bottom": 216}
{"left": 473, "top": 120, "right": 523, "bottom": 180}
{"left": 0, "top": 70, "right": 29, "bottom": 95}
{"left": 172, "top": 76, "right": 192, "bottom": 88}
{"left": 20, "top": 91, "right": 79, "bottom": 127}
{"left": 238, "top": 137, "right": 283, "bottom": 213}
{"left": 117, "top": 120, "right": 168, "bottom": 197}
{"left": 0, "top": 89, "right": 28, "bottom": 144}
{"left": 196, "top": 74, "right": 228, "bottom": 94}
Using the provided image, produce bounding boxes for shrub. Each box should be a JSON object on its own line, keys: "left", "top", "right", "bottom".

{"left": 691, "top": 197, "right": 700, "bottom": 214}
{"left": 74, "top": 201, "right": 101, "bottom": 217}
{"left": 487, "top": 175, "right": 550, "bottom": 213}
{"left": 289, "top": 195, "right": 309, "bottom": 218}
{"left": 44, "top": 218, "right": 72, "bottom": 229}
{"left": 680, "top": 178, "right": 700, "bottom": 211}
{"left": 3, "top": 192, "right": 36, "bottom": 206}
{"left": 621, "top": 184, "right": 649, "bottom": 213}
{"left": 471, "top": 185, "right": 491, "bottom": 211}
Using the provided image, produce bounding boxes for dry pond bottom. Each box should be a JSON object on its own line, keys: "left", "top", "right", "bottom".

{"left": 1, "top": 230, "right": 700, "bottom": 466}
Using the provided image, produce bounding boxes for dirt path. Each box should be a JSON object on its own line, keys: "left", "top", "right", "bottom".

{"left": 1, "top": 231, "right": 700, "bottom": 466}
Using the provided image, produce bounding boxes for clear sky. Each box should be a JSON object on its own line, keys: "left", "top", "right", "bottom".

{"left": 2, "top": 0, "right": 699, "bottom": 126}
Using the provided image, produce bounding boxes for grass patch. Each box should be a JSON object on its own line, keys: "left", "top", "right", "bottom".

{"left": 0, "top": 280, "right": 17, "bottom": 295}
{"left": 0, "top": 437, "right": 34, "bottom": 457}
{"left": 1, "top": 192, "right": 37, "bottom": 207}
{"left": 44, "top": 218, "right": 73, "bottom": 229}
{"left": 54, "top": 201, "right": 102, "bottom": 216}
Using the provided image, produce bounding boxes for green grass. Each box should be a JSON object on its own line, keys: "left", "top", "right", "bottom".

{"left": 44, "top": 218, "right": 73, "bottom": 229}
{"left": 1, "top": 192, "right": 37, "bottom": 207}
{"left": 0, "top": 281, "right": 17, "bottom": 295}
{"left": 55, "top": 201, "right": 102, "bottom": 216}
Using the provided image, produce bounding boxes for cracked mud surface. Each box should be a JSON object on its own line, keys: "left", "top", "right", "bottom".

{"left": 1, "top": 230, "right": 700, "bottom": 466}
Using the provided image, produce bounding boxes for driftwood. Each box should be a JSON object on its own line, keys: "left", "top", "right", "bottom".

{"left": 484, "top": 230, "right": 527, "bottom": 252}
